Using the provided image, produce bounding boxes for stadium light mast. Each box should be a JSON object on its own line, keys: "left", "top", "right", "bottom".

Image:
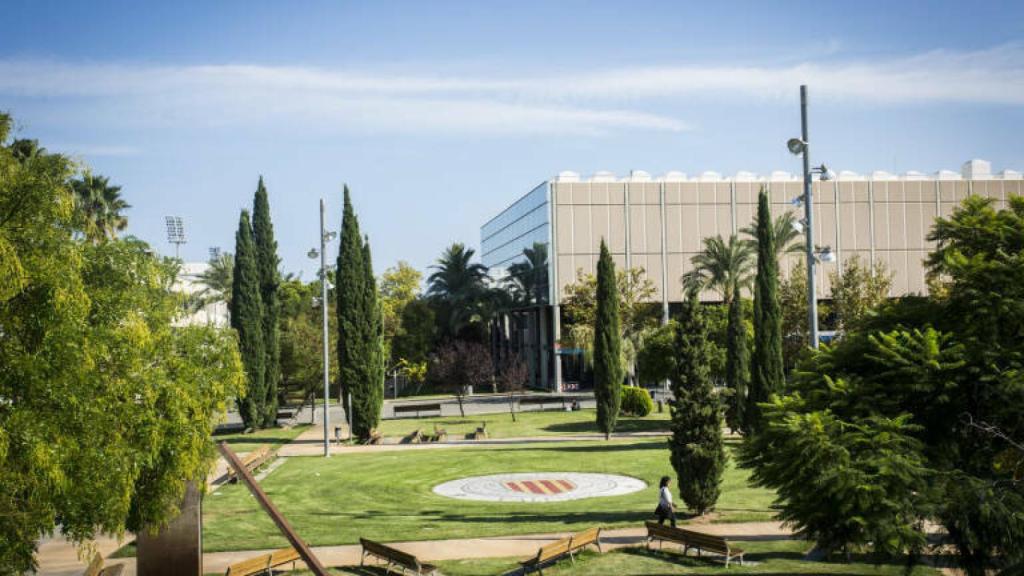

{"left": 165, "top": 216, "right": 186, "bottom": 259}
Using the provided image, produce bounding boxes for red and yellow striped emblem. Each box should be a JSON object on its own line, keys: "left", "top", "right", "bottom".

{"left": 503, "top": 479, "right": 576, "bottom": 495}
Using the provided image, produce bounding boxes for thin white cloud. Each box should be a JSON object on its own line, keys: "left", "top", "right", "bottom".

{"left": 53, "top": 144, "right": 142, "bottom": 158}
{"left": 0, "top": 43, "right": 1020, "bottom": 136}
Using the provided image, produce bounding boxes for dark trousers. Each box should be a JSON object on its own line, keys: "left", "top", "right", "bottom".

{"left": 656, "top": 505, "right": 677, "bottom": 528}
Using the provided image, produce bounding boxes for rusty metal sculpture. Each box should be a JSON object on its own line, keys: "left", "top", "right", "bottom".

{"left": 217, "top": 442, "right": 330, "bottom": 576}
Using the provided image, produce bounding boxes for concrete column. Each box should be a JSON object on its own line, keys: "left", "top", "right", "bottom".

{"left": 137, "top": 481, "right": 202, "bottom": 576}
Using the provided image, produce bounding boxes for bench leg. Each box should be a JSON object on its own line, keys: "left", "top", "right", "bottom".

{"left": 597, "top": 538, "right": 602, "bottom": 553}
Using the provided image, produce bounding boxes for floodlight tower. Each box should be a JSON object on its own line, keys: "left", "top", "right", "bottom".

{"left": 165, "top": 216, "right": 186, "bottom": 259}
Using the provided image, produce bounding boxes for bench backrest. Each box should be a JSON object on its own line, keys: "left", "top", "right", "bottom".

{"left": 572, "top": 527, "right": 600, "bottom": 547}
{"left": 535, "top": 536, "right": 573, "bottom": 563}
{"left": 394, "top": 403, "right": 442, "bottom": 413}
{"left": 269, "top": 547, "right": 300, "bottom": 566}
{"left": 225, "top": 553, "right": 272, "bottom": 576}
{"left": 361, "top": 538, "right": 420, "bottom": 570}
{"left": 644, "top": 521, "right": 730, "bottom": 554}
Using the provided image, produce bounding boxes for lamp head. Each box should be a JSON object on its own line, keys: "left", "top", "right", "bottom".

{"left": 307, "top": 248, "right": 319, "bottom": 260}
{"left": 816, "top": 164, "right": 834, "bottom": 181}
{"left": 787, "top": 138, "right": 806, "bottom": 156}
{"left": 818, "top": 247, "right": 836, "bottom": 263}
{"left": 325, "top": 231, "right": 338, "bottom": 242}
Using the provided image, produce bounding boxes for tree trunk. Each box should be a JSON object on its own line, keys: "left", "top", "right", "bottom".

{"left": 509, "top": 392, "right": 517, "bottom": 422}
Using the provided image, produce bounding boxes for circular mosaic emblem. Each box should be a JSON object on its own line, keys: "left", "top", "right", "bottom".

{"left": 433, "top": 472, "right": 646, "bottom": 503}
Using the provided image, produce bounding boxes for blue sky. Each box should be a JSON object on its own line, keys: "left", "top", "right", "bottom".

{"left": 2, "top": 0, "right": 1022, "bottom": 278}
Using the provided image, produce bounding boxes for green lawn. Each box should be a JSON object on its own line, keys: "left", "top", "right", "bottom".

{"left": 377, "top": 408, "right": 671, "bottom": 440}
{"left": 203, "top": 438, "right": 773, "bottom": 552}
{"left": 276, "top": 541, "right": 938, "bottom": 575}
{"left": 213, "top": 424, "right": 311, "bottom": 453}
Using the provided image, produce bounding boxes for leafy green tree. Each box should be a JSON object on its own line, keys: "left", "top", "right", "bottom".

{"left": 828, "top": 255, "right": 892, "bottom": 332}
{"left": 748, "top": 188, "right": 784, "bottom": 433}
{"left": 427, "top": 242, "right": 490, "bottom": 341}
{"left": 593, "top": 240, "right": 623, "bottom": 439}
{"left": 778, "top": 262, "right": 830, "bottom": 371}
{"left": 71, "top": 172, "right": 130, "bottom": 242}
{"left": 669, "top": 288, "right": 726, "bottom": 515}
{"left": 336, "top": 186, "right": 366, "bottom": 428}
{"left": 231, "top": 209, "right": 265, "bottom": 429}
{"left": 683, "top": 234, "right": 753, "bottom": 304}
{"left": 252, "top": 177, "right": 281, "bottom": 427}
{"left": 393, "top": 297, "right": 436, "bottom": 364}
{"left": 380, "top": 261, "right": 422, "bottom": 360}
{"left": 725, "top": 284, "right": 750, "bottom": 434}
{"left": 561, "top": 266, "right": 658, "bottom": 382}
{"left": 0, "top": 114, "right": 245, "bottom": 572}
{"left": 637, "top": 320, "right": 677, "bottom": 385}
{"left": 741, "top": 197, "right": 1024, "bottom": 572}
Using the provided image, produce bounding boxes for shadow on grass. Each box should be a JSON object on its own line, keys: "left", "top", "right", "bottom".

{"left": 543, "top": 418, "right": 670, "bottom": 435}
{"left": 481, "top": 440, "right": 667, "bottom": 454}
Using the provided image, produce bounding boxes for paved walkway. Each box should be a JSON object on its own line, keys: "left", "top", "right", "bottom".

{"left": 72, "top": 522, "right": 790, "bottom": 576}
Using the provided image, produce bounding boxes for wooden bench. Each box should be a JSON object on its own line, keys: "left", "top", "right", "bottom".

{"left": 430, "top": 425, "right": 447, "bottom": 442}
{"left": 393, "top": 403, "right": 443, "bottom": 418}
{"left": 520, "top": 535, "right": 574, "bottom": 575}
{"left": 569, "top": 527, "right": 602, "bottom": 554}
{"left": 226, "top": 445, "right": 275, "bottom": 484}
{"left": 360, "top": 538, "right": 438, "bottom": 575}
{"left": 363, "top": 429, "right": 383, "bottom": 445}
{"left": 83, "top": 554, "right": 124, "bottom": 576}
{"left": 517, "top": 396, "right": 572, "bottom": 411}
{"left": 224, "top": 547, "right": 300, "bottom": 576}
{"left": 644, "top": 521, "right": 744, "bottom": 567}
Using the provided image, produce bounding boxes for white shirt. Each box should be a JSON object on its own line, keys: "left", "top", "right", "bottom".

{"left": 659, "top": 486, "right": 673, "bottom": 509}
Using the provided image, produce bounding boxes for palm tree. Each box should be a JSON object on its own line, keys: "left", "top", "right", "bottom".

{"left": 190, "top": 252, "right": 235, "bottom": 312}
{"left": 684, "top": 234, "right": 754, "bottom": 305}
{"left": 741, "top": 210, "right": 804, "bottom": 258}
{"left": 71, "top": 173, "right": 130, "bottom": 242}
{"left": 504, "top": 243, "right": 549, "bottom": 307}
{"left": 10, "top": 139, "right": 46, "bottom": 164}
{"left": 427, "top": 243, "right": 490, "bottom": 339}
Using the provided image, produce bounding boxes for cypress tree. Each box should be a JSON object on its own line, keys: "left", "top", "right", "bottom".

{"left": 336, "top": 187, "right": 367, "bottom": 435}
{"left": 593, "top": 240, "right": 623, "bottom": 440}
{"left": 669, "top": 287, "right": 726, "bottom": 515}
{"left": 351, "top": 238, "right": 385, "bottom": 438}
{"left": 748, "top": 188, "right": 785, "bottom": 433}
{"left": 252, "top": 176, "right": 281, "bottom": 427}
{"left": 231, "top": 209, "right": 265, "bottom": 430}
{"left": 725, "top": 283, "right": 749, "bottom": 434}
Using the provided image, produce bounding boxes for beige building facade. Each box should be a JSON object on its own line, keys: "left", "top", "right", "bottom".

{"left": 481, "top": 159, "right": 1022, "bottom": 390}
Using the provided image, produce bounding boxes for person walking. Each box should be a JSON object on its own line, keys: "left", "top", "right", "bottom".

{"left": 655, "top": 475, "right": 677, "bottom": 527}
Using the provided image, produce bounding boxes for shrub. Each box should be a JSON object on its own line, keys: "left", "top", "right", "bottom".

{"left": 621, "top": 386, "right": 654, "bottom": 417}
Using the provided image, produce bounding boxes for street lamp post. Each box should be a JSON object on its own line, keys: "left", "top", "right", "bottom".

{"left": 787, "top": 85, "right": 831, "bottom": 349}
{"left": 308, "top": 199, "right": 337, "bottom": 457}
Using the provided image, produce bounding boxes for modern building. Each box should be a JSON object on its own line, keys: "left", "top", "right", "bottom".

{"left": 481, "top": 159, "right": 1023, "bottom": 391}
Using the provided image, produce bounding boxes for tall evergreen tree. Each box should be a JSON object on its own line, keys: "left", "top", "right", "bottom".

{"left": 748, "top": 189, "right": 784, "bottom": 433}
{"left": 725, "top": 283, "right": 749, "bottom": 433}
{"left": 231, "top": 210, "right": 265, "bottom": 429}
{"left": 350, "top": 237, "right": 385, "bottom": 438}
{"left": 669, "top": 287, "right": 727, "bottom": 515}
{"left": 593, "top": 240, "right": 623, "bottom": 440}
{"left": 252, "top": 176, "right": 281, "bottom": 427}
{"left": 336, "top": 186, "right": 367, "bottom": 432}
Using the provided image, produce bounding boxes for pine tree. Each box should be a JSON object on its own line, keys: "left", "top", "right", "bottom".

{"left": 350, "top": 237, "right": 385, "bottom": 438}
{"left": 252, "top": 176, "right": 281, "bottom": 427}
{"left": 231, "top": 209, "right": 265, "bottom": 429}
{"left": 748, "top": 188, "right": 784, "bottom": 433}
{"left": 669, "top": 287, "right": 726, "bottom": 515}
{"left": 336, "top": 186, "right": 366, "bottom": 434}
{"left": 593, "top": 240, "right": 623, "bottom": 440}
{"left": 725, "top": 283, "right": 749, "bottom": 434}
